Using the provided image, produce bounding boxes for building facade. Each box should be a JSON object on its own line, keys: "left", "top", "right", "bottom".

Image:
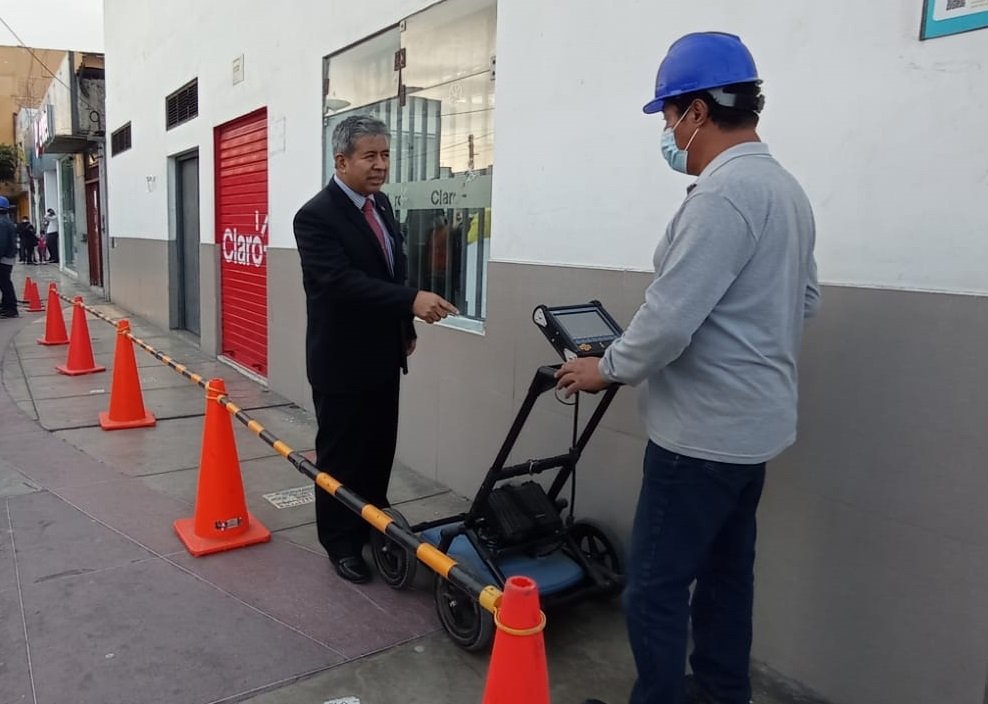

{"left": 0, "top": 45, "right": 65, "bottom": 220}
{"left": 30, "top": 51, "right": 108, "bottom": 290}
{"left": 102, "top": 1, "right": 988, "bottom": 702}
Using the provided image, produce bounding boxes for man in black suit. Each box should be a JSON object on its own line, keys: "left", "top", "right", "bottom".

{"left": 294, "top": 115, "right": 457, "bottom": 583}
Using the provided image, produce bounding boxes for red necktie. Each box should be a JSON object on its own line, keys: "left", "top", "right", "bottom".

{"left": 362, "top": 198, "right": 393, "bottom": 274}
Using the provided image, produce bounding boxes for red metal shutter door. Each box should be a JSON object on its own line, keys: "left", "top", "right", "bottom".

{"left": 216, "top": 109, "right": 269, "bottom": 377}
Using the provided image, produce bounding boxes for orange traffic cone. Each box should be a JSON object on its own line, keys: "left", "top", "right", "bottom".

{"left": 37, "top": 284, "right": 70, "bottom": 345}
{"left": 21, "top": 276, "right": 32, "bottom": 303}
{"left": 99, "top": 320, "right": 156, "bottom": 430}
{"left": 55, "top": 297, "right": 106, "bottom": 376}
{"left": 174, "top": 378, "right": 271, "bottom": 556}
{"left": 25, "top": 280, "right": 44, "bottom": 313}
{"left": 482, "top": 576, "right": 550, "bottom": 704}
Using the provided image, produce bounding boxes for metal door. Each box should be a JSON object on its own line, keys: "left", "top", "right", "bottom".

{"left": 215, "top": 109, "right": 268, "bottom": 377}
{"left": 84, "top": 154, "right": 104, "bottom": 288}
{"left": 85, "top": 181, "right": 103, "bottom": 287}
{"left": 176, "top": 155, "right": 201, "bottom": 336}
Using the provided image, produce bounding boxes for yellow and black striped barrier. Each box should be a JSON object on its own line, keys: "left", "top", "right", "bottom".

{"left": 54, "top": 290, "right": 504, "bottom": 615}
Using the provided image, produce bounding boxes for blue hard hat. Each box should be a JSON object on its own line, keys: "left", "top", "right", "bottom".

{"left": 644, "top": 32, "right": 760, "bottom": 114}
{"left": 0, "top": 196, "right": 9, "bottom": 210}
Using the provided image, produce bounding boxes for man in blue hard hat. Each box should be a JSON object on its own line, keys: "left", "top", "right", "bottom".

{"left": 557, "top": 32, "right": 819, "bottom": 704}
{"left": 0, "top": 196, "right": 19, "bottom": 318}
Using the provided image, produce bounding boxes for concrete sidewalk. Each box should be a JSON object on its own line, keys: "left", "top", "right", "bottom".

{"left": 0, "top": 267, "right": 819, "bottom": 704}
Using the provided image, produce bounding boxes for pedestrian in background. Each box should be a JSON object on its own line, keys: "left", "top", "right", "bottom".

{"left": 0, "top": 197, "right": 19, "bottom": 319}
{"left": 17, "top": 216, "right": 37, "bottom": 264}
{"left": 43, "top": 208, "right": 59, "bottom": 263}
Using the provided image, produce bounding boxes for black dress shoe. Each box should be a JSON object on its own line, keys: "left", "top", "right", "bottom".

{"left": 684, "top": 675, "right": 721, "bottom": 704}
{"left": 332, "top": 555, "right": 371, "bottom": 583}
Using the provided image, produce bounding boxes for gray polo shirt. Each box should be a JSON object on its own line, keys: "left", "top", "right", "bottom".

{"left": 600, "top": 142, "right": 819, "bottom": 464}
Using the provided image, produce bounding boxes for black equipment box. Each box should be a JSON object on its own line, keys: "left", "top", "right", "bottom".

{"left": 484, "top": 481, "right": 563, "bottom": 544}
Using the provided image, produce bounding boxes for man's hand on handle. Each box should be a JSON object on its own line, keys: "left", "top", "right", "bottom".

{"left": 413, "top": 291, "right": 459, "bottom": 324}
{"left": 555, "top": 357, "right": 610, "bottom": 398}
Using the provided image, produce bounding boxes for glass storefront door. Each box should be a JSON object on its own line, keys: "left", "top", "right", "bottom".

{"left": 59, "top": 158, "right": 76, "bottom": 269}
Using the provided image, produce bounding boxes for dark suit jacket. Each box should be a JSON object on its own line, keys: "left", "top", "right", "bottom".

{"left": 0, "top": 218, "right": 16, "bottom": 260}
{"left": 293, "top": 179, "right": 417, "bottom": 393}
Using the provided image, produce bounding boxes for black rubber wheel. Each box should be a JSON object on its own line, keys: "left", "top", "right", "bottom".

{"left": 570, "top": 518, "right": 625, "bottom": 595}
{"left": 434, "top": 575, "right": 495, "bottom": 652}
{"left": 370, "top": 508, "right": 418, "bottom": 590}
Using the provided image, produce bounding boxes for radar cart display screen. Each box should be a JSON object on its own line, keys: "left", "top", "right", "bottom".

{"left": 554, "top": 310, "right": 616, "bottom": 341}
{"left": 532, "top": 301, "right": 623, "bottom": 360}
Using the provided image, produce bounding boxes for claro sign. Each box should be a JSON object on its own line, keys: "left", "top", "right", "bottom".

{"left": 34, "top": 105, "right": 54, "bottom": 154}
{"left": 222, "top": 211, "right": 269, "bottom": 267}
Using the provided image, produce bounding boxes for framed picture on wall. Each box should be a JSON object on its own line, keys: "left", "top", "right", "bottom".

{"left": 921, "top": 0, "right": 988, "bottom": 39}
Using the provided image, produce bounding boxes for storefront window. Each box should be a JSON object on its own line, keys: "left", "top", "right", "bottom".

{"left": 323, "top": 0, "right": 496, "bottom": 323}
{"left": 323, "top": 28, "right": 400, "bottom": 183}
{"left": 59, "top": 158, "right": 76, "bottom": 269}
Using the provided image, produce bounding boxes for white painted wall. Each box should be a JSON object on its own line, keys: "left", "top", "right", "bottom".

{"left": 104, "top": 0, "right": 438, "bottom": 249}
{"left": 491, "top": 1, "right": 988, "bottom": 294}
{"left": 105, "top": 0, "right": 987, "bottom": 293}
{"left": 39, "top": 55, "right": 74, "bottom": 136}
{"left": 42, "top": 170, "right": 58, "bottom": 220}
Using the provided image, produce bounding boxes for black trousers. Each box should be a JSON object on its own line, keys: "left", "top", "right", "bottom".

{"left": 0, "top": 263, "right": 17, "bottom": 315}
{"left": 312, "top": 374, "right": 400, "bottom": 560}
{"left": 46, "top": 232, "right": 59, "bottom": 263}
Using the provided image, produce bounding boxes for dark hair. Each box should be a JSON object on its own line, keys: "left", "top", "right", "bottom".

{"left": 667, "top": 82, "right": 763, "bottom": 130}
{"left": 332, "top": 114, "right": 390, "bottom": 157}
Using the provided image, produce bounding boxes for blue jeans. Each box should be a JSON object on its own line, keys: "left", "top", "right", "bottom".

{"left": 625, "top": 442, "right": 766, "bottom": 704}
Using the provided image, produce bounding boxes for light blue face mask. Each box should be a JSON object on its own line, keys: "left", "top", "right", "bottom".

{"left": 660, "top": 110, "right": 700, "bottom": 174}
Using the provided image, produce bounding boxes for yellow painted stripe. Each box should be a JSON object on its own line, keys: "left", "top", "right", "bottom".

{"left": 478, "top": 586, "right": 503, "bottom": 614}
{"left": 272, "top": 440, "right": 292, "bottom": 458}
{"left": 225, "top": 402, "right": 241, "bottom": 414}
{"left": 416, "top": 544, "right": 457, "bottom": 578}
{"left": 316, "top": 473, "right": 341, "bottom": 495}
{"left": 190, "top": 374, "right": 203, "bottom": 384}
{"left": 161, "top": 355, "right": 172, "bottom": 364}
{"left": 361, "top": 505, "right": 393, "bottom": 532}
{"left": 174, "top": 364, "right": 187, "bottom": 374}
{"left": 246, "top": 420, "right": 263, "bottom": 434}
